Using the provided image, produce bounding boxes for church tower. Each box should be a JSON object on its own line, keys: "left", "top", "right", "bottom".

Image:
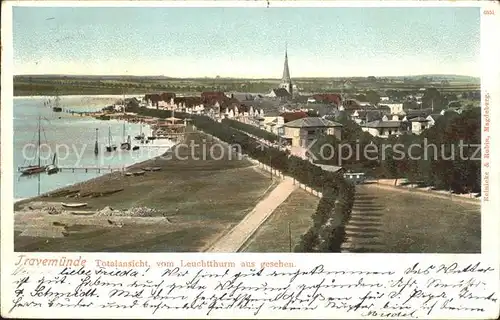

{"left": 279, "top": 48, "right": 293, "bottom": 97}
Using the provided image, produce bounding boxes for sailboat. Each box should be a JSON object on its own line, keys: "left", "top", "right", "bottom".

{"left": 52, "top": 94, "right": 63, "bottom": 112}
{"left": 46, "top": 153, "right": 59, "bottom": 175}
{"left": 105, "top": 127, "right": 117, "bottom": 152}
{"left": 120, "top": 123, "right": 131, "bottom": 150}
{"left": 18, "top": 116, "right": 51, "bottom": 175}
{"left": 135, "top": 124, "right": 145, "bottom": 141}
{"left": 94, "top": 128, "right": 99, "bottom": 156}
{"left": 119, "top": 91, "right": 132, "bottom": 151}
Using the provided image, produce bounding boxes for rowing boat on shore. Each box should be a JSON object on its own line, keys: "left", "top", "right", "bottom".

{"left": 61, "top": 202, "right": 88, "bottom": 208}
{"left": 70, "top": 211, "right": 95, "bottom": 216}
{"left": 142, "top": 166, "right": 162, "bottom": 172}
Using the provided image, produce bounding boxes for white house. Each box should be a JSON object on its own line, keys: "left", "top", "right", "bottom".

{"left": 362, "top": 120, "right": 409, "bottom": 138}
{"left": 441, "top": 107, "right": 463, "bottom": 115}
{"left": 426, "top": 114, "right": 442, "bottom": 128}
{"left": 262, "top": 116, "right": 285, "bottom": 135}
{"left": 409, "top": 117, "right": 430, "bottom": 135}
{"left": 385, "top": 103, "right": 404, "bottom": 115}
{"left": 380, "top": 96, "right": 390, "bottom": 102}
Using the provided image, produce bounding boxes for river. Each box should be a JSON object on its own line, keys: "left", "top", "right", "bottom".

{"left": 14, "top": 95, "right": 174, "bottom": 199}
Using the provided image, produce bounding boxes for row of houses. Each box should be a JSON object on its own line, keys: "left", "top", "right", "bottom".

{"left": 137, "top": 90, "right": 463, "bottom": 143}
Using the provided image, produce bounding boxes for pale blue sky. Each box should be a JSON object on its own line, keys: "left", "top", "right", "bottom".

{"left": 13, "top": 6, "right": 480, "bottom": 77}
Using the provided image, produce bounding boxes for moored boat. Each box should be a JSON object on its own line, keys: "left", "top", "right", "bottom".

{"left": 46, "top": 153, "right": 59, "bottom": 175}
{"left": 105, "top": 127, "right": 117, "bottom": 152}
{"left": 61, "top": 202, "right": 88, "bottom": 208}
{"left": 52, "top": 95, "right": 63, "bottom": 112}
{"left": 18, "top": 115, "right": 56, "bottom": 176}
{"left": 20, "top": 165, "right": 46, "bottom": 176}
{"left": 46, "top": 164, "right": 59, "bottom": 175}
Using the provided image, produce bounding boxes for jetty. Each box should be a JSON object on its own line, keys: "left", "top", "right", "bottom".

{"left": 57, "top": 165, "right": 126, "bottom": 173}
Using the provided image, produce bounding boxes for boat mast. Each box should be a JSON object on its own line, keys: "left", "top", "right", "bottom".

{"left": 38, "top": 115, "right": 41, "bottom": 168}
{"left": 108, "top": 127, "right": 112, "bottom": 146}
{"left": 94, "top": 128, "right": 99, "bottom": 155}
{"left": 37, "top": 115, "right": 41, "bottom": 196}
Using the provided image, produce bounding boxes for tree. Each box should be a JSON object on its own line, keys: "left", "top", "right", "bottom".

{"left": 365, "top": 90, "right": 380, "bottom": 105}
{"left": 355, "top": 94, "right": 367, "bottom": 102}
{"left": 422, "top": 88, "right": 447, "bottom": 111}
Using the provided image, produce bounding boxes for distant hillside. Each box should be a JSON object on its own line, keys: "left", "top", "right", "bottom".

{"left": 14, "top": 74, "right": 480, "bottom": 82}
{"left": 400, "top": 74, "right": 480, "bottom": 82}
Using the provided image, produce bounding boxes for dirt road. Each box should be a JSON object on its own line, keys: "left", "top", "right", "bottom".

{"left": 206, "top": 177, "right": 297, "bottom": 252}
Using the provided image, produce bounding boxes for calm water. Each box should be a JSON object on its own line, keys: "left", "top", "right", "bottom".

{"left": 14, "top": 96, "right": 174, "bottom": 199}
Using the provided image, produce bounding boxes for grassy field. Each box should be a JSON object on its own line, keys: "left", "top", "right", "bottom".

{"left": 350, "top": 184, "right": 481, "bottom": 253}
{"left": 13, "top": 75, "right": 480, "bottom": 96}
{"left": 14, "top": 131, "right": 277, "bottom": 252}
{"left": 241, "top": 188, "right": 320, "bottom": 252}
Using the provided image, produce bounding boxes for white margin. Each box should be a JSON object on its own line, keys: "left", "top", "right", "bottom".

{"left": 1, "top": 1, "right": 500, "bottom": 319}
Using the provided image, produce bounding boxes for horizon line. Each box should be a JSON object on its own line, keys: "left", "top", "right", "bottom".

{"left": 13, "top": 73, "right": 480, "bottom": 79}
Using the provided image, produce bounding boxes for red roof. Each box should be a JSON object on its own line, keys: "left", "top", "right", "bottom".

{"left": 160, "top": 92, "right": 176, "bottom": 101}
{"left": 145, "top": 92, "right": 176, "bottom": 103}
{"left": 174, "top": 96, "right": 202, "bottom": 107}
{"left": 280, "top": 111, "right": 308, "bottom": 123}
{"left": 313, "top": 93, "right": 342, "bottom": 105}
{"left": 201, "top": 92, "right": 228, "bottom": 105}
{"left": 144, "top": 93, "right": 161, "bottom": 103}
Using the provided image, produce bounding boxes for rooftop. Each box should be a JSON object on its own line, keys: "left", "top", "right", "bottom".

{"left": 364, "top": 120, "right": 403, "bottom": 129}
{"left": 315, "top": 164, "right": 345, "bottom": 173}
{"left": 428, "top": 113, "right": 443, "bottom": 120}
{"left": 284, "top": 117, "right": 343, "bottom": 128}
{"left": 271, "top": 88, "right": 291, "bottom": 97}
{"left": 409, "top": 117, "right": 429, "bottom": 122}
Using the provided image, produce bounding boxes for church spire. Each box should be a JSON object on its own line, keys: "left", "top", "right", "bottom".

{"left": 282, "top": 46, "right": 291, "bottom": 83}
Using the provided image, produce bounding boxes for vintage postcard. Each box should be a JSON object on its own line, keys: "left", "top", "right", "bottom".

{"left": 1, "top": 0, "right": 499, "bottom": 318}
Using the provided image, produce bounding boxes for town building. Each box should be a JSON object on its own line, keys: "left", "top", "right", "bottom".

{"left": 409, "top": 117, "right": 430, "bottom": 135}
{"left": 268, "top": 88, "right": 291, "bottom": 101}
{"left": 262, "top": 116, "right": 285, "bottom": 136}
{"left": 283, "top": 117, "right": 343, "bottom": 147}
{"left": 384, "top": 103, "right": 404, "bottom": 115}
{"left": 351, "top": 110, "right": 384, "bottom": 124}
{"left": 362, "top": 120, "right": 409, "bottom": 138}
{"left": 426, "top": 114, "right": 442, "bottom": 128}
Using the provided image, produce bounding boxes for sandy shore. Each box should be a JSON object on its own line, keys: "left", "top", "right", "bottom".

{"left": 14, "top": 130, "right": 277, "bottom": 252}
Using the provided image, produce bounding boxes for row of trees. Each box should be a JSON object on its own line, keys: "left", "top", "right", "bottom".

{"left": 213, "top": 116, "right": 356, "bottom": 252}
{"left": 129, "top": 106, "right": 356, "bottom": 252}
{"left": 221, "top": 119, "right": 281, "bottom": 143}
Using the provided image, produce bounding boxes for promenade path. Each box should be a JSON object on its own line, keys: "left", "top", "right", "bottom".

{"left": 206, "top": 177, "right": 297, "bottom": 252}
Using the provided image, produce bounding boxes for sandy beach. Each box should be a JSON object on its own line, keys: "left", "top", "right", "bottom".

{"left": 14, "top": 130, "right": 278, "bottom": 252}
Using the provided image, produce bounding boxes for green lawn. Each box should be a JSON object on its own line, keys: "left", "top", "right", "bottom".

{"left": 241, "top": 188, "right": 320, "bottom": 252}
{"left": 354, "top": 184, "right": 481, "bottom": 253}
